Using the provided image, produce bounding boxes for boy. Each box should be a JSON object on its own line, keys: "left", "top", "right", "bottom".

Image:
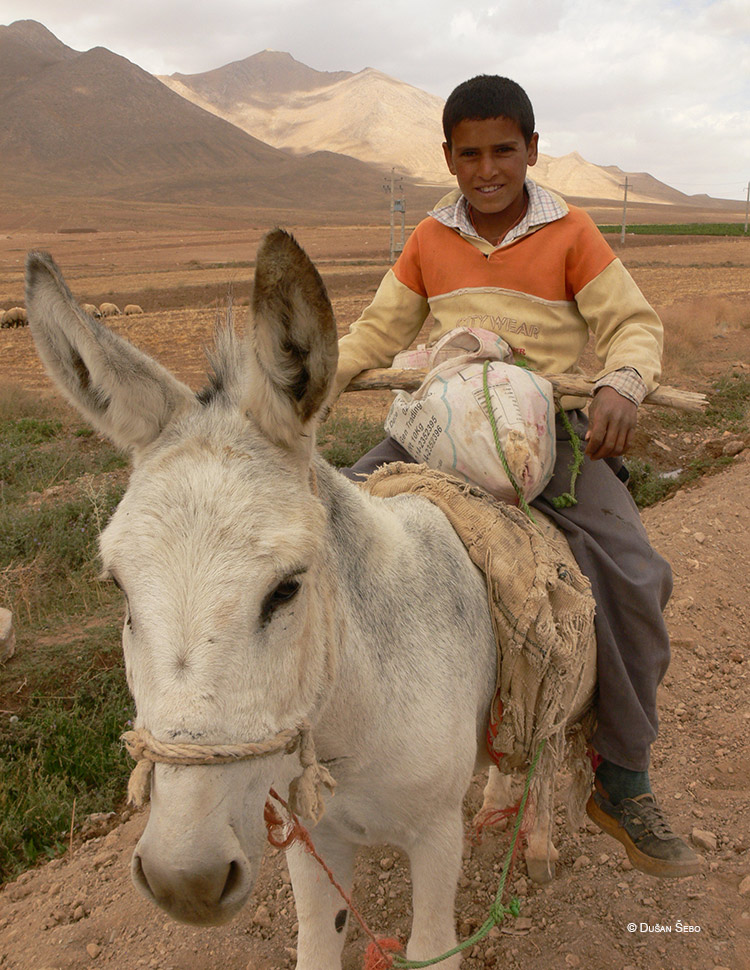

{"left": 331, "top": 75, "right": 700, "bottom": 878}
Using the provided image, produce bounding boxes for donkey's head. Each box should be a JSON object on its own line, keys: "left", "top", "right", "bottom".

{"left": 26, "top": 230, "right": 341, "bottom": 924}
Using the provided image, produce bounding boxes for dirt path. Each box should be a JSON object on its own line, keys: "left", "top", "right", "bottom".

{"left": 1, "top": 449, "right": 748, "bottom": 970}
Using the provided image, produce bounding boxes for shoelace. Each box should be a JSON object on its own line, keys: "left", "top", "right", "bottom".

{"left": 624, "top": 797, "right": 677, "bottom": 839}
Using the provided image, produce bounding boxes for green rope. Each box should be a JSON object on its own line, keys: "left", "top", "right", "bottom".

{"left": 481, "top": 361, "right": 537, "bottom": 523}
{"left": 551, "top": 405, "right": 584, "bottom": 509}
{"left": 390, "top": 739, "right": 546, "bottom": 969}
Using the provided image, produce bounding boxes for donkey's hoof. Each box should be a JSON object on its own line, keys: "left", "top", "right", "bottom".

{"left": 525, "top": 855, "right": 555, "bottom": 884}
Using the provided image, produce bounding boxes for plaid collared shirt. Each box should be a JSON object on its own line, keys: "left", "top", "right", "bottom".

{"left": 429, "top": 178, "right": 568, "bottom": 248}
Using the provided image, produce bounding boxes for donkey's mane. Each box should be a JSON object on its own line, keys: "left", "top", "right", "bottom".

{"left": 196, "top": 316, "right": 246, "bottom": 408}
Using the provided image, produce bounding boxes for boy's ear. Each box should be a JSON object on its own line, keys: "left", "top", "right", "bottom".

{"left": 527, "top": 132, "right": 539, "bottom": 167}
{"left": 442, "top": 141, "right": 456, "bottom": 176}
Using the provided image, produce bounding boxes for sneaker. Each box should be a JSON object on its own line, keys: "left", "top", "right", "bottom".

{"left": 586, "top": 790, "right": 702, "bottom": 878}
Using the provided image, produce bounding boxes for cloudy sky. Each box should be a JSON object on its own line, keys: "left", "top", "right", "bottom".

{"left": 4, "top": 0, "right": 749, "bottom": 201}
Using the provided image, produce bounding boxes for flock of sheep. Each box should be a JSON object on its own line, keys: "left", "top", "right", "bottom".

{"left": 0, "top": 302, "right": 143, "bottom": 328}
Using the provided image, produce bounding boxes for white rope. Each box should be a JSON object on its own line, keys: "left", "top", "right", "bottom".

{"left": 121, "top": 720, "right": 336, "bottom": 823}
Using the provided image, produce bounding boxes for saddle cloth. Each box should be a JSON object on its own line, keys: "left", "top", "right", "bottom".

{"left": 361, "top": 462, "right": 596, "bottom": 778}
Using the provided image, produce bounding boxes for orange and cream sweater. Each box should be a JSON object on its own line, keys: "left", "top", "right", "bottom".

{"left": 333, "top": 182, "right": 663, "bottom": 409}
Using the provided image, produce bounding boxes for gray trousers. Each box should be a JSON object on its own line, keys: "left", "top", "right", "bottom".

{"left": 341, "top": 411, "right": 672, "bottom": 772}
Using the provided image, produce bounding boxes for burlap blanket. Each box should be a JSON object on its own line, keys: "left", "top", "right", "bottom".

{"left": 362, "top": 463, "right": 596, "bottom": 806}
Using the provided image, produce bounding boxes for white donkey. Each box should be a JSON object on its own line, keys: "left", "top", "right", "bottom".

{"left": 25, "top": 231, "right": 594, "bottom": 970}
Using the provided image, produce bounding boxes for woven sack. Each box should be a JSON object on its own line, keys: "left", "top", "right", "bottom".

{"left": 385, "top": 328, "right": 557, "bottom": 504}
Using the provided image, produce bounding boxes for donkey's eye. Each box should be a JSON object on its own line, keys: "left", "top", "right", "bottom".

{"left": 260, "top": 577, "right": 302, "bottom": 626}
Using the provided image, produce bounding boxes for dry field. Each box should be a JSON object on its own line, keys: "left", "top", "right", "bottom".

{"left": 1, "top": 219, "right": 749, "bottom": 970}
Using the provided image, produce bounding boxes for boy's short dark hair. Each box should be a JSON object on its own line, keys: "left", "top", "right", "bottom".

{"left": 443, "top": 75, "right": 535, "bottom": 147}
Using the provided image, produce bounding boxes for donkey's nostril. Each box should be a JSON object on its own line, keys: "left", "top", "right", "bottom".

{"left": 220, "top": 858, "right": 248, "bottom": 905}
{"left": 131, "top": 851, "right": 155, "bottom": 900}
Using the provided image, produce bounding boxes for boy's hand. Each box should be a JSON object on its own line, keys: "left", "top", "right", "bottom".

{"left": 585, "top": 386, "right": 637, "bottom": 460}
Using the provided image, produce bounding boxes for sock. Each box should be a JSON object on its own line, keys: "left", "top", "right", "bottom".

{"left": 595, "top": 759, "right": 652, "bottom": 805}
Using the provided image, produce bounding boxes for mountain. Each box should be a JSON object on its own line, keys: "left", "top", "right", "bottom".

{"left": 0, "top": 19, "right": 79, "bottom": 100}
{"left": 1, "top": 24, "right": 732, "bottom": 217}
{"left": 169, "top": 49, "right": 353, "bottom": 105}
{"left": 162, "top": 51, "right": 717, "bottom": 207}
{"left": 161, "top": 54, "right": 451, "bottom": 185}
{"left": 0, "top": 22, "right": 397, "bottom": 213}
{"left": 532, "top": 152, "right": 696, "bottom": 206}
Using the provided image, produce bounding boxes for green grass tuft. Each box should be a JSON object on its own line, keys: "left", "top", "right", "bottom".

{"left": 598, "top": 223, "right": 749, "bottom": 236}
{"left": 0, "top": 658, "right": 132, "bottom": 881}
{"left": 317, "top": 411, "right": 385, "bottom": 468}
{"left": 660, "top": 371, "right": 750, "bottom": 435}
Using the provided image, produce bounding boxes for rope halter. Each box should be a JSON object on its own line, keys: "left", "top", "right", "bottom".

{"left": 121, "top": 720, "right": 336, "bottom": 823}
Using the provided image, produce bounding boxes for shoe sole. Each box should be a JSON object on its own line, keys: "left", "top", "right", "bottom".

{"left": 586, "top": 794, "right": 703, "bottom": 879}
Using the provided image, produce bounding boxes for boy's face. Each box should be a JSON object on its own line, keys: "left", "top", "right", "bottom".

{"left": 443, "top": 116, "right": 538, "bottom": 222}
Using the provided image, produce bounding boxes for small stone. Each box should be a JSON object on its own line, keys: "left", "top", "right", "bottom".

{"left": 739, "top": 875, "right": 750, "bottom": 896}
{"left": 673, "top": 596, "right": 694, "bottom": 611}
{"left": 510, "top": 917, "right": 533, "bottom": 933}
{"left": 691, "top": 828, "right": 718, "bottom": 852}
{"left": 379, "top": 856, "right": 394, "bottom": 871}
{"left": 572, "top": 854, "right": 590, "bottom": 870}
{"left": 723, "top": 440, "right": 745, "bottom": 457}
{"left": 252, "top": 903, "right": 272, "bottom": 928}
{"left": 86, "top": 943, "right": 102, "bottom": 959}
{"left": 565, "top": 955, "right": 580, "bottom": 967}
{"left": 598, "top": 853, "right": 610, "bottom": 865}
{"left": 73, "top": 905, "right": 86, "bottom": 921}
{"left": 513, "top": 875, "right": 528, "bottom": 897}
{"left": 693, "top": 532, "right": 706, "bottom": 544}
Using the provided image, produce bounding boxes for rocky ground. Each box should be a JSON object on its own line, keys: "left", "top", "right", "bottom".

{"left": 0, "top": 447, "right": 748, "bottom": 970}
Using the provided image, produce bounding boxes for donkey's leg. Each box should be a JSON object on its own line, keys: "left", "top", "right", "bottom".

{"left": 473, "top": 765, "right": 514, "bottom": 829}
{"left": 524, "top": 781, "right": 559, "bottom": 884}
{"left": 407, "top": 808, "right": 465, "bottom": 970}
{"left": 286, "top": 831, "right": 355, "bottom": 970}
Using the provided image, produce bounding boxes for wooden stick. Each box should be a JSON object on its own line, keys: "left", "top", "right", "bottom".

{"left": 344, "top": 368, "right": 708, "bottom": 412}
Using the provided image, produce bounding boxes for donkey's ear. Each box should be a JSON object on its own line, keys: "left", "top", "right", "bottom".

{"left": 25, "top": 251, "right": 194, "bottom": 454}
{"left": 244, "top": 229, "right": 338, "bottom": 453}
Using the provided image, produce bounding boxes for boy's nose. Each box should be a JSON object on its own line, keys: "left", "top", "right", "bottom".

{"left": 477, "top": 153, "right": 498, "bottom": 180}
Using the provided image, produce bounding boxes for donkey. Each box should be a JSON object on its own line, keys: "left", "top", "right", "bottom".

{"left": 25, "top": 231, "right": 595, "bottom": 970}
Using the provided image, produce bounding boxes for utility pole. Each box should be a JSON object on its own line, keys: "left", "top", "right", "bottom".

{"left": 620, "top": 176, "right": 629, "bottom": 245}
{"left": 744, "top": 180, "right": 749, "bottom": 235}
{"left": 383, "top": 168, "right": 405, "bottom": 262}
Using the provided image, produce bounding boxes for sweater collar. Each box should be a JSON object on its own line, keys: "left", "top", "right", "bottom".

{"left": 429, "top": 178, "right": 568, "bottom": 248}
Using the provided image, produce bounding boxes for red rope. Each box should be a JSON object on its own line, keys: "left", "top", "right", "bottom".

{"left": 363, "top": 937, "right": 404, "bottom": 970}
{"left": 265, "top": 789, "right": 403, "bottom": 968}
{"left": 470, "top": 803, "right": 520, "bottom": 846}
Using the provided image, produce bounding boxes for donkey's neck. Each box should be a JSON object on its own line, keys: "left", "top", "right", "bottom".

{"left": 310, "top": 457, "right": 496, "bottom": 765}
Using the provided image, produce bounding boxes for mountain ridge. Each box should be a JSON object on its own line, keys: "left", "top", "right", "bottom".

{"left": 1, "top": 21, "right": 738, "bottom": 217}
{"left": 160, "top": 50, "right": 720, "bottom": 206}
{"left": 0, "top": 25, "right": 398, "bottom": 215}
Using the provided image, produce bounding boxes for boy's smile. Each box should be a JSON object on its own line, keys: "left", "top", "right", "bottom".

{"left": 443, "top": 116, "right": 538, "bottom": 245}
